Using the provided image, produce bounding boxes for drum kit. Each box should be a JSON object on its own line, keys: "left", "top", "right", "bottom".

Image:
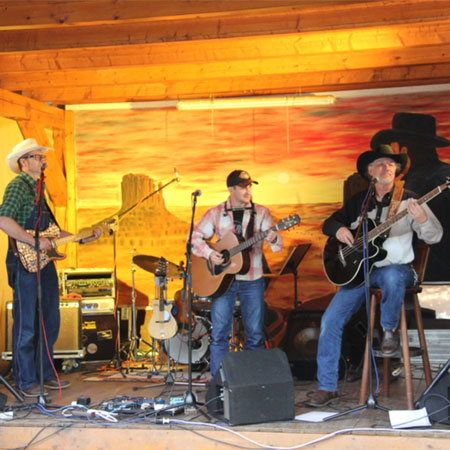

{"left": 131, "top": 253, "right": 211, "bottom": 370}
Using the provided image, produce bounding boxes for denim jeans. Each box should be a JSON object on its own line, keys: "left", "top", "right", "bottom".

{"left": 209, "top": 277, "right": 265, "bottom": 377}
{"left": 12, "top": 262, "right": 60, "bottom": 390}
{"left": 316, "top": 264, "right": 416, "bottom": 392}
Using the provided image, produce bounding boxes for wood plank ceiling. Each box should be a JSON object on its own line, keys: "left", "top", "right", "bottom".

{"left": 1, "top": 0, "right": 450, "bottom": 107}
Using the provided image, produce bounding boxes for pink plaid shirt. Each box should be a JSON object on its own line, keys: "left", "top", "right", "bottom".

{"left": 191, "top": 198, "right": 283, "bottom": 281}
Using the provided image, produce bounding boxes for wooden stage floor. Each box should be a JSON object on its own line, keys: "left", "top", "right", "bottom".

{"left": 0, "top": 357, "right": 449, "bottom": 450}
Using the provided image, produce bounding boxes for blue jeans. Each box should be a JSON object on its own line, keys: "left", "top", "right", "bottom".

{"left": 12, "top": 262, "right": 60, "bottom": 390}
{"left": 316, "top": 264, "right": 416, "bottom": 392}
{"left": 209, "top": 277, "right": 265, "bottom": 377}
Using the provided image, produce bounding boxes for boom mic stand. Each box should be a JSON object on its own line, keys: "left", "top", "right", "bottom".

{"left": 104, "top": 170, "right": 180, "bottom": 367}
{"left": 182, "top": 191, "right": 200, "bottom": 409}
{"left": 324, "top": 181, "right": 389, "bottom": 421}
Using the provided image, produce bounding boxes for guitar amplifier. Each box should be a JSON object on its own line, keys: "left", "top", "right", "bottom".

{"left": 59, "top": 268, "right": 115, "bottom": 298}
{"left": 2, "top": 299, "right": 83, "bottom": 361}
{"left": 81, "top": 297, "right": 117, "bottom": 361}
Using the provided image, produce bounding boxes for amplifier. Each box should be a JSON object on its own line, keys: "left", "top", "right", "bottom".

{"left": 81, "top": 297, "right": 117, "bottom": 361}
{"left": 59, "top": 268, "right": 115, "bottom": 298}
{"left": 2, "top": 299, "right": 83, "bottom": 361}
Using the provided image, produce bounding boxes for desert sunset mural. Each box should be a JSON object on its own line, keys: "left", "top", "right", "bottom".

{"left": 72, "top": 90, "right": 450, "bottom": 317}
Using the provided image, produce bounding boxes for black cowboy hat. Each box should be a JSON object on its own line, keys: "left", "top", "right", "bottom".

{"left": 370, "top": 112, "right": 450, "bottom": 149}
{"left": 357, "top": 145, "right": 409, "bottom": 180}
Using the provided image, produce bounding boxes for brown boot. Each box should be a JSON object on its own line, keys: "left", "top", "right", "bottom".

{"left": 381, "top": 329, "right": 400, "bottom": 355}
{"left": 305, "top": 390, "right": 339, "bottom": 407}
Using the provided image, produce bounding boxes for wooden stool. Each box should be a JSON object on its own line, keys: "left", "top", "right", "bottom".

{"left": 359, "top": 243, "right": 433, "bottom": 409}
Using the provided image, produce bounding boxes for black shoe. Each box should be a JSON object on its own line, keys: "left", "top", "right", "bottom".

{"left": 305, "top": 390, "right": 339, "bottom": 407}
{"left": 21, "top": 384, "right": 49, "bottom": 398}
{"left": 381, "top": 329, "right": 400, "bottom": 355}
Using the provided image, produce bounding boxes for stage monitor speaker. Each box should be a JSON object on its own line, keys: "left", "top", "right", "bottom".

{"left": 416, "top": 358, "right": 450, "bottom": 424}
{"left": 206, "top": 348, "right": 295, "bottom": 425}
{"left": 5, "top": 300, "right": 81, "bottom": 352}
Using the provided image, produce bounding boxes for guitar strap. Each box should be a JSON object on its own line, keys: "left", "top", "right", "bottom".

{"left": 386, "top": 180, "right": 404, "bottom": 221}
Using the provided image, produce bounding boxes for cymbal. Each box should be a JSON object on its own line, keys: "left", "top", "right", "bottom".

{"left": 133, "top": 255, "right": 183, "bottom": 278}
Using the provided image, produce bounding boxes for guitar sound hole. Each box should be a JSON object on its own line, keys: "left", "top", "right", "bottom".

{"left": 221, "top": 250, "right": 230, "bottom": 265}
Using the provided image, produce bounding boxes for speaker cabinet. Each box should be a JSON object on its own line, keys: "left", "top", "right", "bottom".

{"left": 206, "top": 348, "right": 295, "bottom": 425}
{"left": 416, "top": 359, "right": 450, "bottom": 424}
{"left": 284, "top": 308, "right": 366, "bottom": 380}
{"left": 82, "top": 313, "right": 117, "bottom": 361}
{"left": 5, "top": 299, "right": 81, "bottom": 352}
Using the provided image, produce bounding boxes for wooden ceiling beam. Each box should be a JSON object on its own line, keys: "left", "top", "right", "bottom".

{"left": 0, "top": 87, "right": 66, "bottom": 128}
{"left": 1, "top": 18, "right": 450, "bottom": 74}
{"left": 20, "top": 62, "right": 450, "bottom": 104}
{"left": 1, "top": 1, "right": 449, "bottom": 51}
{"left": 3, "top": 40, "right": 450, "bottom": 95}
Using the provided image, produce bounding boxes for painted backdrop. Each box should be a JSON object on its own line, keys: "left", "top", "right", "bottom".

{"left": 73, "top": 90, "right": 450, "bottom": 316}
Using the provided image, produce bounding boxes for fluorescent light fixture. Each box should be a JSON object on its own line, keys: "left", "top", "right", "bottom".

{"left": 176, "top": 95, "right": 335, "bottom": 110}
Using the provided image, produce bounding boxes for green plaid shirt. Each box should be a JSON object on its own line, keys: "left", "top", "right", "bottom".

{"left": 0, "top": 172, "right": 39, "bottom": 228}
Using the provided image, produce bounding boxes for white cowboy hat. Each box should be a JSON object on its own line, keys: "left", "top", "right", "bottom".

{"left": 6, "top": 138, "right": 52, "bottom": 174}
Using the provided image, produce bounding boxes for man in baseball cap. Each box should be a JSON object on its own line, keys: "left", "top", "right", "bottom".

{"left": 191, "top": 169, "right": 281, "bottom": 379}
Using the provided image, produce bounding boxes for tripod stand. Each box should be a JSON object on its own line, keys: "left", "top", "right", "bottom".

{"left": 0, "top": 372, "right": 24, "bottom": 403}
{"left": 324, "top": 183, "right": 389, "bottom": 421}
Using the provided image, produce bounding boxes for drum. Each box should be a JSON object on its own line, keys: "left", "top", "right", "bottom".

{"left": 165, "top": 316, "right": 210, "bottom": 365}
{"left": 192, "top": 295, "right": 212, "bottom": 317}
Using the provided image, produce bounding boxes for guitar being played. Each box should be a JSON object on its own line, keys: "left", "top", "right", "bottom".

{"left": 306, "top": 144, "right": 444, "bottom": 409}
{"left": 190, "top": 169, "right": 298, "bottom": 379}
{"left": 0, "top": 138, "right": 103, "bottom": 396}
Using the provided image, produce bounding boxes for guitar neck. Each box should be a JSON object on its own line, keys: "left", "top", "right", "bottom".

{"left": 54, "top": 228, "right": 95, "bottom": 247}
{"left": 355, "top": 182, "right": 446, "bottom": 248}
{"left": 229, "top": 225, "right": 276, "bottom": 257}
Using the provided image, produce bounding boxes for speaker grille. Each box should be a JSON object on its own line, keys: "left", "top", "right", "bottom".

{"left": 6, "top": 300, "right": 81, "bottom": 352}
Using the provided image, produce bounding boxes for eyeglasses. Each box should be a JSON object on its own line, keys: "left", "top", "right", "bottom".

{"left": 21, "top": 154, "right": 46, "bottom": 162}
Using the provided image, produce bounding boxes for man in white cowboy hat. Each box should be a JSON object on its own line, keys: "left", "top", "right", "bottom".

{"left": 371, "top": 112, "right": 450, "bottom": 282}
{"left": 0, "top": 138, "right": 100, "bottom": 398}
{"left": 306, "top": 145, "right": 443, "bottom": 408}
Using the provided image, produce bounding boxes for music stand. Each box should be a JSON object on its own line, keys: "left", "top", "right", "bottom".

{"left": 277, "top": 244, "right": 311, "bottom": 310}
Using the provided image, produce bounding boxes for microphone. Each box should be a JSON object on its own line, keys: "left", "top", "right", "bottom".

{"left": 192, "top": 189, "right": 202, "bottom": 197}
{"left": 370, "top": 176, "right": 380, "bottom": 184}
{"left": 174, "top": 168, "right": 180, "bottom": 184}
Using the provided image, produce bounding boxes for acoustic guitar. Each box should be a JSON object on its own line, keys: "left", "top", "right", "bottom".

{"left": 322, "top": 178, "right": 449, "bottom": 286}
{"left": 191, "top": 214, "right": 300, "bottom": 298}
{"left": 12, "top": 220, "right": 114, "bottom": 273}
{"left": 147, "top": 257, "right": 178, "bottom": 340}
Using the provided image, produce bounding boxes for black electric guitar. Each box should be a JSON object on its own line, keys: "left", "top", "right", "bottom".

{"left": 322, "top": 178, "right": 449, "bottom": 286}
{"left": 147, "top": 257, "right": 178, "bottom": 340}
{"left": 191, "top": 214, "right": 300, "bottom": 298}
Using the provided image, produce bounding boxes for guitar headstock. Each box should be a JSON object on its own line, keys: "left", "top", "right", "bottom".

{"left": 277, "top": 214, "right": 301, "bottom": 231}
{"left": 155, "top": 257, "right": 167, "bottom": 278}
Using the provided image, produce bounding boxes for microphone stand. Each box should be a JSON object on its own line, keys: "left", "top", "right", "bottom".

{"left": 324, "top": 180, "right": 389, "bottom": 421}
{"left": 105, "top": 172, "right": 180, "bottom": 367}
{"left": 183, "top": 192, "right": 199, "bottom": 409}
{"left": 34, "top": 170, "right": 48, "bottom": 405}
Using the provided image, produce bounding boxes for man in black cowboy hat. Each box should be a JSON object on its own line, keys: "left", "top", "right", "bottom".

{"left": 306, "top": 145, "right": 442, "bottom": 408}
{"left": 371, "top": 112, "right": 450, "bottom": 282}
